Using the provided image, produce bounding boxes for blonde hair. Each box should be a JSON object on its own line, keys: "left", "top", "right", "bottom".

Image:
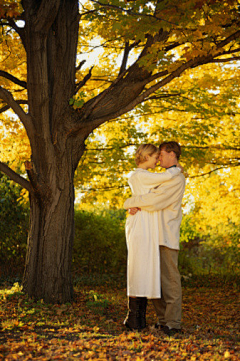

{"left": 135, "top": 144, "right": 159, "bottom": 166}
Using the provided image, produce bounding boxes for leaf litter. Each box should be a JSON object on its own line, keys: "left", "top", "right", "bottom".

{"left": 0, "top": 280, "right": 239, "bottom": 360}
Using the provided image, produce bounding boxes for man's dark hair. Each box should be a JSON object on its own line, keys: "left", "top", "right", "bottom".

{"left": 159, "top": 141, "right": 181, "bottom": 160}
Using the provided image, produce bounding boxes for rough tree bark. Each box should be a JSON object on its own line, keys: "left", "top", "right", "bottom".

{"left": 19, "top": 0, "right": 81, "bottom": 302}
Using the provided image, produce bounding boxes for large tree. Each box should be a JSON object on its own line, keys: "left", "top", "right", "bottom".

{"left": 0, "top": 0, "right": 240, "bottom": 302}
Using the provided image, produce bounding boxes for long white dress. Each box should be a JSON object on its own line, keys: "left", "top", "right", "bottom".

{"left": 125, "top": 167, "right": 181, "bottom": 298}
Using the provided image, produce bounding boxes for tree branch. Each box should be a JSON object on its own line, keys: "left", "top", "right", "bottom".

{"left": 0, "top": 70, "right": 27, "bottom": 89}
{"left": 182, "top": 145, "right": 240, "bottom": 151}
{"left": 147, "top": 70, "right": 169, "bottom": 83}
{"left": 0, "top": 100, "right": 28, "bottom": 114}
{"left": 80, "top": 68, "right": 129, "bottom": 122}
{"left": 84, "top": 40, "right": 238, "bottom": 129}
{"left": 216, "top": 29, "right": 240, "bottom": 50}
{"left": 75, "top": 60, "right": 86, "bottom": 73}
{"left": 89, "top": 0, "right": 178, "bottom": 26}
{"left": 75, "top": 66, "right": 94, "bottom": 94}
{"left": 144, "top": 30, "right": 240, "bottom": 103}
{"left": 210, "top": 56, "right": 240, "bottom": 63}
{"left": 189, "top": 163, "right": 240, "bottom": 178}
{"left": 86, "top": 60, "right": 193, "bottom": 128}
{"left": 86, "top": 142, "right": 137, "bottom": 151}
{"left": 188, "top": 31, "right": 240, "bottom": 70}
{"left": 118, "top": 41, "right": 131, "bottom": 76}
{"left": 72, "top": 23, "right": 240, "bottom": 135}
{"left": 118, "top": 40, "right": 140, "bottom": 76}
{"left": 0, "top": 162, "right": 32, "bottom": 193}
{"left": 0, "top": 86, "right": 34, "bottom": 137}
{"left": 80, "top": 184, "right": 127, "bottom": 192}
{"left": 146, "top": 92, "right": 181, "bottom": 101}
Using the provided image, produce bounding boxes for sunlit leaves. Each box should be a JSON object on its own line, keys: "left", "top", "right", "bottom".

{"left": 0, "top": 0, "right": 22, "bottom": 19}
{"left": 81, "top": 0, "right": 240, "bottom": 77}
{"left": 0, "top": 115, "right": 30, "bottom": 171}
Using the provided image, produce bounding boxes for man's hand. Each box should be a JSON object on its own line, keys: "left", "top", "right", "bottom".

{"left": 176, "top": 162, "right": 184, "bottom": 172}
{"left": 129, "top": 207, "right": 141, "bottom": 215}
{"left": 177, "top": 162, "right": 189, "bottom": 177}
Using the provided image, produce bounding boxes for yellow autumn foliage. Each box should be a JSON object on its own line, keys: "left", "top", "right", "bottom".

{"left": 1, "top": 0, "right": 240, "bottom": 248}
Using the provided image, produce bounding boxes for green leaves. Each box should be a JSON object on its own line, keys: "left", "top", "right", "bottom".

{"left": 0, "top": 174, "right": 28, "bottom": 276}
{"left": 86, "top": 290, "right": 110, "bottom": 315}
{"left": 69, "top": 91, "right": 87, "bottom": 109}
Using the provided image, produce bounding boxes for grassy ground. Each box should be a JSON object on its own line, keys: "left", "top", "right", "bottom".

{"left": 0, "top": 275, "right": 239, "bottom": 360}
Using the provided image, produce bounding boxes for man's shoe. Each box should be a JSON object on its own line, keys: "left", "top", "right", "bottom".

{"left": 155, "top": 323, "right": 165, "bottom": 330}
{"left": 162, "top": 326, "right": 181, "bottom": 336}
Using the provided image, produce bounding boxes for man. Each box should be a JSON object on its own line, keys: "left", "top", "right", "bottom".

{"left": 124, "top": 141, "right": 185, "bottom": 336}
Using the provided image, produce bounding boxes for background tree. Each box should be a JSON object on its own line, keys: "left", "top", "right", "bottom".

{"left": 0, "top": 0, "right": 240, "bottom": 302}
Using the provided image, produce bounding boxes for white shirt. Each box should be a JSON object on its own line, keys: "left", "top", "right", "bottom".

{"left": 124, "top": 171, "right": 185, "bottom": 250}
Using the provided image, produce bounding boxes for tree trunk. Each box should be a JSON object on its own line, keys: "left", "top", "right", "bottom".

{"left": 23, "top": 173, "right": 75, "bottom": 303}
{"left": 21, "top": 0, "right": 80, "bottom": 303}
{"left": 22, "top": 129, "right": 85, "bottom": 303}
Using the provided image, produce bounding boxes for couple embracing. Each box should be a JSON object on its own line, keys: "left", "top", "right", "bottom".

{"left": 123, "top": 141, "right": 185, "bottom": 336}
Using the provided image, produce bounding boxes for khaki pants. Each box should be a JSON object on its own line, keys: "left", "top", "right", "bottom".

{"left": 152, "top": 246, "right": 182, "bottom": 329}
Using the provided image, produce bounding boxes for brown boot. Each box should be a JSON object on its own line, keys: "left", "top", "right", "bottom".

{"left": 124, "top": 297, "right": 141, "bottom": 331}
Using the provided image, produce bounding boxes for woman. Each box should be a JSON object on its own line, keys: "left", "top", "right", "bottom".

{"left": 124, "top": 144, "right": 181, "bottom": 331}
